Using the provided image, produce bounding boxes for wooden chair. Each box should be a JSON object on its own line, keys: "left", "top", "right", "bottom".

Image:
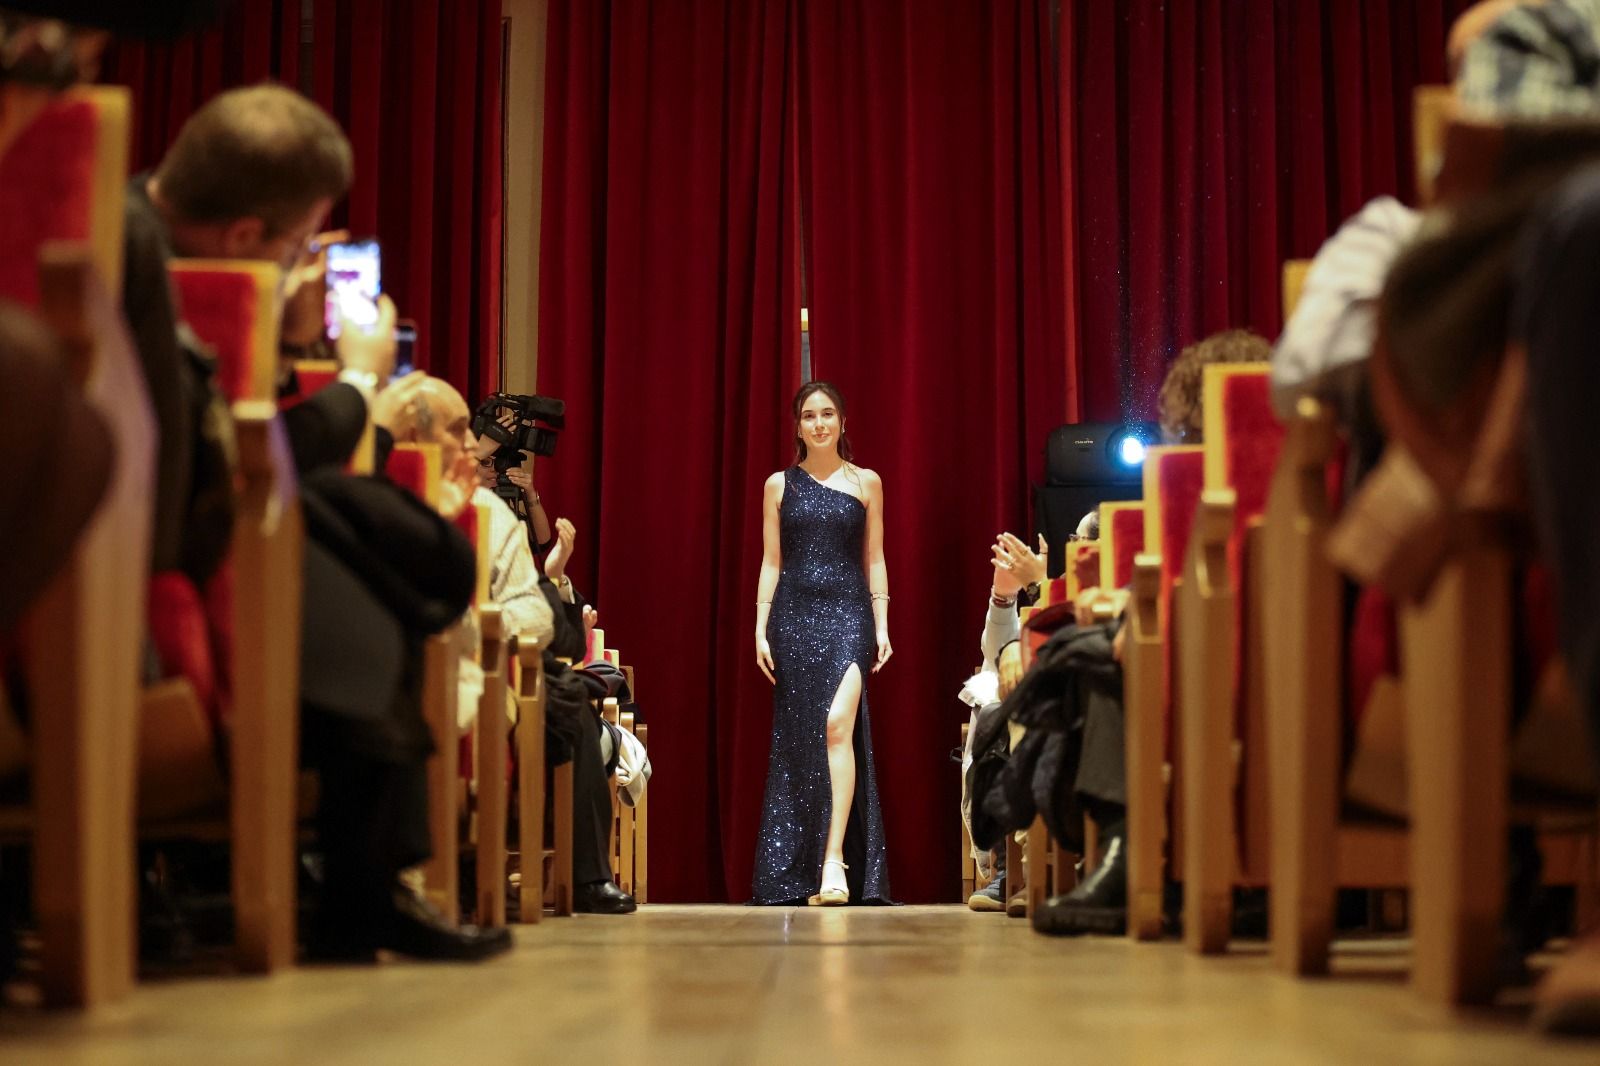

{"left": 1175, "top": 364, "right": 1284, "bottom": 953}
{"left": 0, "top": 86, "right": 147, "bottom": 1008}
{"left": 513, "top": 642, "right": 573, "bottom": 920}
{"left": 453, "top": 500, "right": 514, "bottom": 930}
{"left": 1064, "top": 542, "right": 1100, "bottom": 601}
{"left": 1124, "top": 445, "right": 1205, "bottom": 941}
{"left": 385, "top": 443, "right": 470, "bottom": 922}
{"left": 1099, "top": 502, "right": 1145, "bottom": 591}
{"left": 599, "top": 657, "right": 648, "bottom": 901}
{"left": 162, "top": 261, "right": 303, "bottom": 974}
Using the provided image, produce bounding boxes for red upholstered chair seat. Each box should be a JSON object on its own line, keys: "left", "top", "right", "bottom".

{"left": 1347, "top": 585, "right": 1399, "bottom": 738}
{"left": 147, "top": 572, "right": 219, "bottom": 728}
{"left": 0, "top": 98, "right": 98, "bottom": 305}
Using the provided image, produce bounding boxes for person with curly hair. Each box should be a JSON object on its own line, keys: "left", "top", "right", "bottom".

{"left": 1157, "top": 329, "right": 1273, "bottom": 444}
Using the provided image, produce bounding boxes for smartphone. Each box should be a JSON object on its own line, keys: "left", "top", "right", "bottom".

{"left": 324, "top": 238, "right": 382, "bottom": 339}
{"left": 393, "top": 319, "right": 418, "bottom": 380}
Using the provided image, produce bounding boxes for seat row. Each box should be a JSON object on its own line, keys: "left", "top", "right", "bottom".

{"left": 0, "top": 85, "right": 647, "bottom": 1008}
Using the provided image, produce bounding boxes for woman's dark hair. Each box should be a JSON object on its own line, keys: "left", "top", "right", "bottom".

{"left": 792, "top": 380, "right": 853, "bottom": 463}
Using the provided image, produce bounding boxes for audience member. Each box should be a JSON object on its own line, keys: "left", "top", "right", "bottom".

{"left": 959, "top": 534, "right": 1036, "bottom": 912}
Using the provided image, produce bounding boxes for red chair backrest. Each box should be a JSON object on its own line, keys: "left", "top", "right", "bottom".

{"left": 0, "top": 88, "right": 128, "bottom": 307}
{"left": 1207, "top": 368, "right": 1285, "bottom": 525}
{"left": 1107, "top": 506, "right": 1145, "bottom": 589}
{"left": 0, "top": 96, "right": 107, "bottom": 305}
{"left": 168, "top": 264, "right": 279, "bottom": 403}
{"left": 1146, "top": 448, "right": 1205, "bottom": 726}
{"left": 386, "top": 447, "right": 432, "bottom": 499}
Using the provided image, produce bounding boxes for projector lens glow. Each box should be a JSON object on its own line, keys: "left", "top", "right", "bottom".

{"left": 1118, "top": 436, "right": 1147, "bottom": 466}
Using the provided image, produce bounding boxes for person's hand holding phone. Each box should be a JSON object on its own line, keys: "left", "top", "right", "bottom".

{"left": 336, "top": 293, "right": 398, "bottom": 381}
{"left": 280, "top": 228, "right": 349, "bottom": 347}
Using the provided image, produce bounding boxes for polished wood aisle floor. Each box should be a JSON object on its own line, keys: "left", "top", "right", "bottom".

{"left": 3, "top": 905, "right": 1596, "bottom": 1065}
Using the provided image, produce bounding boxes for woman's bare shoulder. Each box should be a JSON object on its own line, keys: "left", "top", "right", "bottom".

{"left": 764, "top": 470, "right": 788, "bottom": 495}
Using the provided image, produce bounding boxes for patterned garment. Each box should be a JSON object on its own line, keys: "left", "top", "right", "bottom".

{"left": 1271, "top": 196, "right": 1420, "bottom": 422}
{"left": 1457, "top": 0, "right": 1600, "bottom": 118}
{"left": 751, "top": 466, "right": 892, "bottom": 905}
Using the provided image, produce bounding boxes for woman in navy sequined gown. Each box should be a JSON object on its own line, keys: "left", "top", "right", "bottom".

{"left": 752, "top": 382, "right": 893, "bottom": 906}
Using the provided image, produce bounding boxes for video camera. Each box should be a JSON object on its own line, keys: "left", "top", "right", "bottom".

{"left": 472, "top": 393, "right": 566, "bottom": 518}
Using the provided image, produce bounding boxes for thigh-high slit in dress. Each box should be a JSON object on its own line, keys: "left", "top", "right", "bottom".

{"left": 751, "top": 466, "right": 891, "bottom": 905}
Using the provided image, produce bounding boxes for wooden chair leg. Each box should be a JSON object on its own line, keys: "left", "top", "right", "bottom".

{"left": 1026, "top": 814, "right": 1050, "bottom": 917}
{"left": 1125, "top": 558, "right": 1166, "bottom": 941}
{"left": 421, "top": 633, "right": 460, "bottom": 922}
{"left": 516, "top": 650, "right": 546, "bottom": 924}
{"left": 474, "top": 624, "right": 508, "bottom": 929}
{"left": 1180, "top": 496, "right": 1237, "bottom": 955}
{"left": 228, "top": 484, "right": 302, "bottom": 973}
{"left": 1262, "top": 414, "right": 1341, "bottom": 976}
{"left": 24, "top": 572, "right": 139, "bottom": 1008}
{"left": 619, "top": 777, "right": 636, "bottom": 897}
{"left": 634, "top": 723, "right": 649, "bottom": 904}
{"left": 961, "top": 825, "right": 976, "bottom": 901}
{"left": 552, "top": 760, "right": 575, "bottom": 916}
{"left": 1004, "top": 834, "right": 1023, "bottom": 907}
{"left": 1402, "top": 549, "right": 1509, "bottom": 1006}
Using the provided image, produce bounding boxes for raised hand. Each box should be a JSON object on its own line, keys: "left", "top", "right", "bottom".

{"left": 280, "top": 228, "right": 349, "bottom": 346}
{"left": 995, "top": 531, "right": 1047, "bottom": 589}
{"left": 544, "top": 518, "right": 577, "bottom": 583}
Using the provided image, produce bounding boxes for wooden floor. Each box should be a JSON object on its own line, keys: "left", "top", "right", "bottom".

{"left": 2, "top": 906, "right": 1596, "bottom": 1064}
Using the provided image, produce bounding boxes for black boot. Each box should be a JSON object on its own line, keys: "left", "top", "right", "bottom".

{"left": 1032, "top": 831, "right": 1127, "bottom": 937}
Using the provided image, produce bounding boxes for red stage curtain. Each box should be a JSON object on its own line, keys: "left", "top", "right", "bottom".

{"left": 800, "top": 0, "right": 1067, "bottom": 903}
{"left": 1064, "top": 0, "right": 1475, "bottom": 421}
{"left": 101, "top": 0, "right": 503, "bottom": 400}
{"left": 537, "top": 0, "right": 802, "bottom": 902}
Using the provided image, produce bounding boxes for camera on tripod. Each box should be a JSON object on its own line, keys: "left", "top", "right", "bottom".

{"left": 472, "top": 392, "right": 566, "bottom": 516}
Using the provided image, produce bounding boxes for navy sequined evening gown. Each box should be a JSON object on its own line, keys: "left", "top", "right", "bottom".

{"left": 752, "top": 466, "right": 891, "bottom": 905}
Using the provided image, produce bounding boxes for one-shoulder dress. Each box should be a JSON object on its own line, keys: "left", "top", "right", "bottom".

{"left": 751, "top": 466, "right": 891, "bottom": 905}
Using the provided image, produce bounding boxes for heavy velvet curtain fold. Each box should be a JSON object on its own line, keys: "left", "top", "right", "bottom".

{"left": 1063, "top": 0, "right": 1476, "bottom": 421}
{"left": 536, "top": 0, "right": 802, "bottom": 902}
{"left": 102, "top": 0, "right": 503, "bottom": 399}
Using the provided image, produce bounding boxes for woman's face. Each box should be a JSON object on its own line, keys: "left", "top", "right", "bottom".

{"left": 798, "top": 390, "right": 842, "bottom": 455}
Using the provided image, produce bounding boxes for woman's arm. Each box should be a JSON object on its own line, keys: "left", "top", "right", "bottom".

{"left": 863, "top": 469, "right": 892, "bottom": 671}
{"left": 755, "top": 472, "right": 784, "bottom": 682}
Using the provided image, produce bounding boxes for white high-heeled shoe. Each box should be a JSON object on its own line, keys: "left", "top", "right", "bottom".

{"left": 808, "top": 860, "right": 849, "bottom": 907}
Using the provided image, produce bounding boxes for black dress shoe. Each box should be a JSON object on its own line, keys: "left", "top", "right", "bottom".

{"left": 1032, "top": 833, "right": 1128, "bottom": 937}
{"left": 575, "top": 879, "right": 637, "bottom": 914}
{"left": 307, "top": 885, "right": 513, "bottom": 963}
{"left": 383, "top": 889, "right": 513, "bottom": 960}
